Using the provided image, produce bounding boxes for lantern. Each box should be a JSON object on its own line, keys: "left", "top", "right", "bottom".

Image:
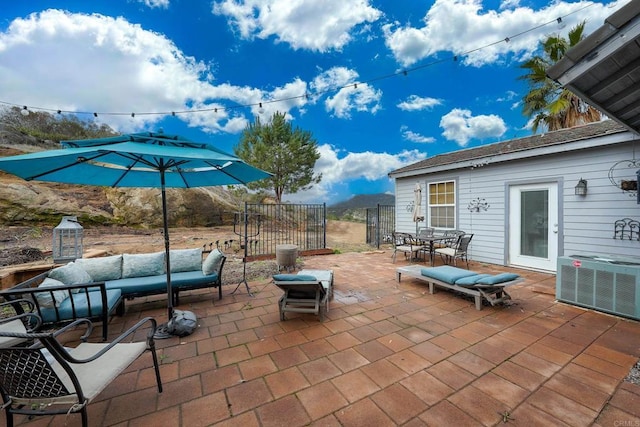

{"left": 52, "top": 216, "right": 83, "bottom": 263}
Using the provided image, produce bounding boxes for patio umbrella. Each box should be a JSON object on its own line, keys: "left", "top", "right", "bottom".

{"left": 412, "top": 182, "right": 425, "bottom": 235}
{"left": 0, "top": 131, "right": 271, "bottom": 336}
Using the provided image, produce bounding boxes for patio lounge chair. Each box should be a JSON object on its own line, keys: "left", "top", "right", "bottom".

{"left": 396, "top": 265, "right": 523, "bottom": 310}
{"left": 0, "top": 317, "right": 163, "bottom": 427}
{"left": 273, "top": 269, "right": 334, "bottom": 321}
{"left": 0, "top": 299, "right": 42, "bottom": 348}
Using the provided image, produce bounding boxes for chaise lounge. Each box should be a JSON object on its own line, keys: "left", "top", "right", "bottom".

{"left": 273, "top": 269, "right": 334, "bottom": 321}
{"left": 396, "top": 265, "right": 523, "bottom": 310}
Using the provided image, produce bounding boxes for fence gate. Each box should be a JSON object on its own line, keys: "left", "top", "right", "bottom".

{"left": 238, "top": 203, "right": 327, "bottom": 257}
{"left": 366, "top": 204, "right": 395, "bottom": 248}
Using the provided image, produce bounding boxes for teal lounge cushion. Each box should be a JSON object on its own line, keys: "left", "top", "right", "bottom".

{"left": 39, "top": 288, "right": 122, "bottom": 323}
{"left": 122, "top": 252, "right": 165, "bottom": 278}
{"left": 476, "top": 273, "right": 520, "bottom": 285}
{"left": 273, "top": 274, "right": 318, "bottom": 282}
{"left": 170, "top": 248, "right": 202, "bottom": 273}
{"left": 420, "top": 266, "right": 477, "bottom": 285}
{"left": 202, "top": 249, "right": 224, "bottom": 276}
{"left": 75, "top": 255, "right": 123, "bottom": 281}
{"left": 48, "top": 262, "right": 93, "bottom": 286}
{"left": 454, "top": 274, "right": 492, "bottom": 286}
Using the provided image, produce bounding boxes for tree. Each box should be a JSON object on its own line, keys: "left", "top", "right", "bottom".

{"left": 234, "top": 112, "right": 322, "bottom": 203}
{"left": 519, "top": 21, "right": 601, "bottom": 133}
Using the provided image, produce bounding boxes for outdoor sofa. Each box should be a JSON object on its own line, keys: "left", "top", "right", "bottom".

{"left": 0, "top": 248, "right": 226, "bottom": 339}
{"left": 396, "top": 265, "right": 523, "bottom": 310}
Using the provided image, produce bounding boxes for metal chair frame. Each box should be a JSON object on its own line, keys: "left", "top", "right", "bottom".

{"left": 0, "top": 317, "right": 162, "bottom": 427}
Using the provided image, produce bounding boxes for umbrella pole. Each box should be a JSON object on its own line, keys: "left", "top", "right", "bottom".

{"left": 154, "top": 171, "right": 174, "bottom": 339}
{"left": 162, "top": 181, "right": 173, "bottom": 321}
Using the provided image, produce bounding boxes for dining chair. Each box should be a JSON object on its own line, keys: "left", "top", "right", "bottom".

{"left": 435, "top": 233, "right": 474, "bottom": 268}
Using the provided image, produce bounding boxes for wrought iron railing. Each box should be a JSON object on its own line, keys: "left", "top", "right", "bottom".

{"left": 234, "top": 203, "right": 327, "bottom": 257}
{"left": 366, "top": 205, "right": 395, "bottom": 248}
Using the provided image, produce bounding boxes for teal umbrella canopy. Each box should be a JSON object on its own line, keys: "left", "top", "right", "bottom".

{"left": 0, "top": 131, "right": 271, "bottom": 337}
{"left": 0, "top": 131, "right": 270, "bottom": 188}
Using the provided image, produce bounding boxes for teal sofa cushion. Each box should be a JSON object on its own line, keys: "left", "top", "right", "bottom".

{"left": 75, "top": 255, "right": 123, "bottom": 281}
{"left": 273, "top": 274, "right": 318, "bottom": 282}
{"left": 122, "top": 252, "right": 165, "bottom": 278}
{"left": 454, "top": 274, "right": 492, "bottom": 286}
{"left": 170, "top": 248, "right": 202, "bottom": 273}
{"left": 171, "top": 271, "right": 219, "bottom": 288}
{"left": 202, "top": 249, "right": 224, "bottom": 275}
{"left": 48, "top": 262, "right": 93, "bottom": 286}
{"left": 476, "top": 273, "right": 520, "bottom": 285}
{"left": 35, "top": 278, "right": 68, "bottom": 308}
{"left": 106, "top": 271, "right": 218, "bottom": 295}
{"left": 39, "top": 288, "right": 122, "bottom": 323}
{"left": 420, "top": 266, "right": 477, "bottom": 284}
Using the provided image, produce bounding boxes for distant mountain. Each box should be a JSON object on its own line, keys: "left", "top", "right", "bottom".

{"left": 327, "top": 193, "right": 395, "bottom": 221}
{"left": 330, "top": 193, "right": 395, "bottom": 209}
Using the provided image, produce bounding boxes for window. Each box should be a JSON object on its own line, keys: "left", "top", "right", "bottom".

{"left": 428, "top": 180, "right": 456, "bottom": 228}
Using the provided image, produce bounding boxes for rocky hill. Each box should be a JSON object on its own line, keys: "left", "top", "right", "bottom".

{"left": 0, "top": 139, "right": 242, "bottom": 228}
{"left": 327, "top": 193, "right": 395, "bottom": 221}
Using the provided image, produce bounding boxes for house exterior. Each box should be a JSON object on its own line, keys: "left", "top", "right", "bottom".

{"left": 388, "top": 120, "right": 640, "bottom": 272}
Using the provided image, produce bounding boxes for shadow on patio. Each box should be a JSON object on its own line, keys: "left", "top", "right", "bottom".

{"left": 7, "top": 251, "right": 640, "bottom": 426}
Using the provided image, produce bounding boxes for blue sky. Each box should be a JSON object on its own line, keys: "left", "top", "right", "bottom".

{"left": 0, "top": 0, "right": 628, "bottom": 203}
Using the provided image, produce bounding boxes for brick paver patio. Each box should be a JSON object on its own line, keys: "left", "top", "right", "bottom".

{"left": 5, "top": 251, "right": 640, "bottom": 426}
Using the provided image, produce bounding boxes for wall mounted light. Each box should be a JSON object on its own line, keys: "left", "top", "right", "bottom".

{"left": 575, "top": 178, "right": 588, "bottom": 196}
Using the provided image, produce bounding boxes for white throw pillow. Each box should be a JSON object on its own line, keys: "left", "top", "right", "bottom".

{"left": 75, "top": 255, "right": 123, "bottom": 281}
{"left": 48, "top": 262, "right": 93, "bottom": 286}
{"left": 122, "top": 252, "right": 165, "bottom": 278}
{"left": 202, "top": 249, "right": 224, "bottom": 276}
{"left": 169, "top": 248, "right": 202, "bottom": 273}
{"left": 36, "top": 278, "right": 68, "bottom": 308}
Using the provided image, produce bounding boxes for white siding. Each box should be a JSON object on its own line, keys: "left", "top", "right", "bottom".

{"left": 395, "top": 138, "right": 640, "bottom": 270}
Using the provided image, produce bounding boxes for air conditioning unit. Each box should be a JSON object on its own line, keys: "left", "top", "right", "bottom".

{"left": 556, "top": 255, "right": 640, "bottom": 321}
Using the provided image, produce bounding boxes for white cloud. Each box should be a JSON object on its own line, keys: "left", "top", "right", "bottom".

{"left": 284, "top": 144, "right": 427, "bottom": 203}
{"left": 499, "top": 0, "right": 520, "bottom": 11}
{"left": 0, "top": 11, "right": 381, "bottom": 135}
{"left": 397, "top": 95, "right": 442, "bottom": 111}
{"left": 496, "top": 90, "right": 518, "bottom": 103}
{"left": 311, "top": 67, "right": 382, "bottom": 118}
{"left": 140, "top": 0, "right": 170, "bottom": 9}
{"left": 439, "top": 108, "right": 506, "bottom": 146}
{"left": 383, "top": 0, "right": 628, "bottom": 67}
{"left": 400, "top": 126, "right": 436, "bottom": 144}
{"left": 212, "top": 0, "right": 382, "bottom": 52}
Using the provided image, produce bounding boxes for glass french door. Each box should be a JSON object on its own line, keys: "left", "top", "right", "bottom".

{"left": 509, "top": 183, "right": 558, "bottom": 271}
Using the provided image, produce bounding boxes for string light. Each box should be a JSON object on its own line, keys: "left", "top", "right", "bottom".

{"left": 1, "top": 4, "right": 595, "bottom": 120}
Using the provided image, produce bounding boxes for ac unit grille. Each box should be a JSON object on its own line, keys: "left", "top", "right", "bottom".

{"left": 556, "top": 256, "right": 640, "bottom": 321}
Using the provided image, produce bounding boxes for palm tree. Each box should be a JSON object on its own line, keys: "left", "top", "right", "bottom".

{"left": 519, "top": 21, "right": 601, "bottom": 133}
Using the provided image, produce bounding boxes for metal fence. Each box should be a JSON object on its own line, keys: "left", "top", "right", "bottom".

{"left": 366, "top": 204, "right": 395, "bottom": 248}
{"left": 234, "top": 203, "right": 327, "bottom": 257}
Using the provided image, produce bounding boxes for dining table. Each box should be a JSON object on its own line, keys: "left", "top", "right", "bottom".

{"left": 410, "top": 233, "right": 449, "bottom": 266}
